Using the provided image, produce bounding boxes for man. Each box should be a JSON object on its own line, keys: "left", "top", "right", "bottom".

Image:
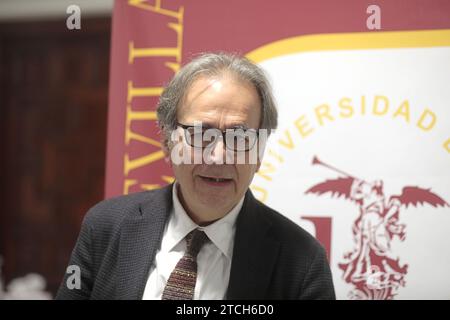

{"left": 56, "top": 52, "right": 335, "bottom": 300}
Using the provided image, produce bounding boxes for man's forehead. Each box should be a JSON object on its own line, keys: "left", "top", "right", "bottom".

{"left": 186, "top": 73, "right": 249, "bottom": 96}
{"left": 177, "top": 74, "right": 261, "bottom": 127}
{"left": 187, "top": 76, "right": 220, "bottom": 99}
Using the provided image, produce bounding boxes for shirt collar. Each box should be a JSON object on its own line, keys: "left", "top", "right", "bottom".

{"left": 165, "top": 182, "right": 244, "bottom": 259}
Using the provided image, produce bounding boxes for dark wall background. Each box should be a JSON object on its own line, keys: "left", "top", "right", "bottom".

{"left": 0, "top": 17, "right": 111, "bottom": 296}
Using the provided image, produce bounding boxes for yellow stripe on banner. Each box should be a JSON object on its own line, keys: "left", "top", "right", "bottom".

{"left": 246, "top": 29, "right": 450, "bottom": 63}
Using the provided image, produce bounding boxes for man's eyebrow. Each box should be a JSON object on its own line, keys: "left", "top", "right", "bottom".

{"left": 193, "top": 122, "right": 214, "bottom": 129}
{"left": 193, "top": 122, "right": 249, "bottom": 130}
{"left": 228, "top": 124, "right": 249, "bottom": 130}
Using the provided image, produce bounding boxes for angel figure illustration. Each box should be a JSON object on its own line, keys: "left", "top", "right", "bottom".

{"left": 306, "top": 156, "right": 448, "bottom": 299}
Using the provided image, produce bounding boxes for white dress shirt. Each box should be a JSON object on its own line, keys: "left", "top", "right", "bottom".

{"left": 142, "top": 183, "right": 244, "bottom": 300}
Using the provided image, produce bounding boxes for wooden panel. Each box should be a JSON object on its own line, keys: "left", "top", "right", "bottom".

{"left": 0, "top": 18, "right": 110, "bottom": 296}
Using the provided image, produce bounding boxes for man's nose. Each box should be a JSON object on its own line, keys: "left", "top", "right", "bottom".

{"left": 204, "top": 139, "right": 228, "bottom": 164}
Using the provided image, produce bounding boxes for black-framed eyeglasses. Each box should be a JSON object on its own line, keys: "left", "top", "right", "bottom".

{"left": 177, "top": 122, "right": 259, "bottom": 152}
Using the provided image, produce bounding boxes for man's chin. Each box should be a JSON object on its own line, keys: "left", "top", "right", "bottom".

{"left": 196, "top": 190, "right": 236, "bottom": 210}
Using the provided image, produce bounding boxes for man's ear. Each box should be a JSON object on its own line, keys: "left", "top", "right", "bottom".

{"left": 256, "top": 158, "right": 262, "bottom": 172}
{"left": 255, "top": 135, "right": 267, "bottom": 173}
{"left": 160, "top": 129, "right": 172, "bottom": 167}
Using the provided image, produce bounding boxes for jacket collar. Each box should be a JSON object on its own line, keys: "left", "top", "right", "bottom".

{"left": 116, "top": 184, "right": 172, "bottom": 299}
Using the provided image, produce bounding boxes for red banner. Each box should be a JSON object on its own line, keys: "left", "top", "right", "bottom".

{"left": 105, "top": 0, "right": 450, "bottom": 198}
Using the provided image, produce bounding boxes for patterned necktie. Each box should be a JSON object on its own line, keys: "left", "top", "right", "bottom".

{"left": 161, "top": 229, "right": 209, "bottom": 300}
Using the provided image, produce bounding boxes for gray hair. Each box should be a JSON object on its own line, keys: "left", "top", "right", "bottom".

{"left": 156, "top": 52, "right": 278, "bottom": 143}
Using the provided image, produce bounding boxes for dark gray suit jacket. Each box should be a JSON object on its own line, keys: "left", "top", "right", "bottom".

{"left": 56, "top": 184, "right": 335, "bottom": 299}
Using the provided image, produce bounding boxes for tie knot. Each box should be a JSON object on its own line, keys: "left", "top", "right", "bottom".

{"left": 185, "top": 229, "right": 209, "bottom": 257}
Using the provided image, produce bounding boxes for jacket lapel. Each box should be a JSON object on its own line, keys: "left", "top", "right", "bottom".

{"left": 227, "top": 191, "right": 280, "bottom": 299}
{"left": 116, "top": 185, "right": 173, "bottom": 299}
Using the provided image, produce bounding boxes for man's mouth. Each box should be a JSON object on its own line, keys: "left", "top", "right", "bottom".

{"left": 198, "top": 175, "right": 233, "bottom": 186}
